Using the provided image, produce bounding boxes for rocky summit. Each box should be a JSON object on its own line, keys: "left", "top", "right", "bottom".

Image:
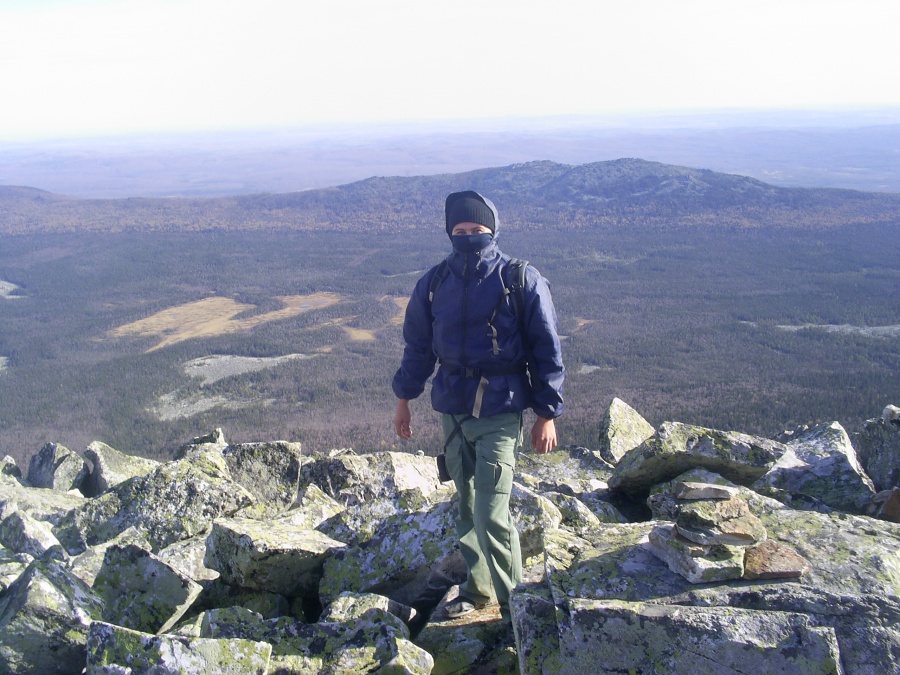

{"left": 0, "top": 400, "right": 899, "bottom": 674}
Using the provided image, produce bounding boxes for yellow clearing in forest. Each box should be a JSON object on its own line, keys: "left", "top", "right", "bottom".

{"left": 109, "top": 293, "right": 342, "bottom": 352}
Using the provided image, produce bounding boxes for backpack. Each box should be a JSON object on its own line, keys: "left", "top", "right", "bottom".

{"left": 427, "top": 257, "right": 536, "bottom": 383}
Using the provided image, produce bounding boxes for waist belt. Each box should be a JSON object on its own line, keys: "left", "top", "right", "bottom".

{"left": 439, "top": 362, "right": 527, "bottom": 379}
{"left": 439, "top": 361, "right": 528, "bottom": 419}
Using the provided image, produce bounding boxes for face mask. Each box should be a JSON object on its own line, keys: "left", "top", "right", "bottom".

{"left": 451, "top": 233, "right": 493, "bottom": 254}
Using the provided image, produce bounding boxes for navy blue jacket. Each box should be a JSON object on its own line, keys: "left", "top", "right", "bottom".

{"left": 392, "top": 238, "right": 565, "bottom": 420}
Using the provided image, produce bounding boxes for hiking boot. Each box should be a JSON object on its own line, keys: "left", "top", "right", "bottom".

{"left": 445, "top": 598, "right": 485, "bottom": 618}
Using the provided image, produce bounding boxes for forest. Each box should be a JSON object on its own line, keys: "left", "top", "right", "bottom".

{"left": 1, "top": 160, "right": 899, "bottom": 467}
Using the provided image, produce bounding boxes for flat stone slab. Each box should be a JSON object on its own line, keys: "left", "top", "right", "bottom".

{"left": 86, "top": 622, "right": 272, "bottom": 674}
{"left": 744, "top": 540, "right": 811, "bottom": 580}
{"left": 554, "top": 598, "right": 842, "bottom": 674}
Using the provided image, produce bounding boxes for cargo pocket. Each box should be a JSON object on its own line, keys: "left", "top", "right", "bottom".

{"left": 476, "top": 460, "right": 513, "bottom": 495}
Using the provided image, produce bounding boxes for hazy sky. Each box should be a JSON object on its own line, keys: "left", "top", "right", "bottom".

{"left": 1, "top": 0, "right": 898, "bottom": 141}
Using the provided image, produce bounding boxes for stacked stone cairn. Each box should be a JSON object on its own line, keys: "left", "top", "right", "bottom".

{"left": 0, "top": 399, "right": 899, "bottom": 674}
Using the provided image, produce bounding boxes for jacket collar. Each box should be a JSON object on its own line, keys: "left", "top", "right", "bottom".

{"left": 447, "top": 238, "right": 501, "bottom": 277}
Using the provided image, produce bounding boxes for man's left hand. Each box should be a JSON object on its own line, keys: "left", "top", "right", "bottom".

{"left": 531, "top": 417, "right": 557, "bottom": 454}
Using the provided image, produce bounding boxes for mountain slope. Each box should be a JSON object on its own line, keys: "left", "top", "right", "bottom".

{"left": 2, "top": 159, "right": 899, "bottom": 235}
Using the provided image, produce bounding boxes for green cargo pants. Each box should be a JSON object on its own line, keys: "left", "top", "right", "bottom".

{"left": 441, "top": 411, "right": 523, "bottom": 616}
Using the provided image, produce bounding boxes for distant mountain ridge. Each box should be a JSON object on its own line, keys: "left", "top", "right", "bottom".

{"left": 3, "top": 159, "right": 900, "bottom": 235}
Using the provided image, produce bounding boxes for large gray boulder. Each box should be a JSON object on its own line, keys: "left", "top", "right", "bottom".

{"left": 552, "top": 599, "right": 842, "bottom": 674}
{"left": 754, "top": 421, "right": 876, "bottom": 513}
{"left": 517, "top": 443, "right": 613, "bottom": 495}
{"left": 55, "top": 452, "right": 254, "bottom": 553}
{"left": 0, "top": 476, "right": 84, "bottom": 526}
{"left": 0, "top": 455, "right": 23, "bottom": 481}
{"left": 204, "top": 517, "right": 346, "bottom": 597}
{"left": 856, "top": 406, "right": 900, "bottom": 491}
{"left": 93, "top": 544, "right": 203, "bottom": 634}
{"left": 0, "top": 560, "right": 104, "bottom": 675}
{"left": 0, "top": 501, "right": 67, "bottom": 560}
{"left": 81, "top": 440, "right": 159, "bottom": 497}
{"left": 197, "top": 593, "right": 433, "bottom": 675}
{"left": 609, "top": 421, "right": 785, "bottom": 496}
{"left": 0, "top": 547, "right": 32, "bottom": 592}
{"left": 598, "top": 397, "right": 656, "bottom": 465}
{"left": 224, "top": 441, "right": 304, "bottom": 518}
{"left": 319, "top": 499, "right": 460, "bottom": 607}
{"left": 26, "top": 442, "right": 88, "bottom": 492}
{"left": 66, "top": 526, "right": 151, "bottom": 587}
{"left": 300, "top": 449, "right": 445, "bottom": 507}
{"left": 156, "top": 532, "right": 220, "bottom": 583}
{"left": 86, "top": 621, "right": 272, "bottom": 674}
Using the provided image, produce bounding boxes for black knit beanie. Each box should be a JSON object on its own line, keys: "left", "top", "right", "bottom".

{"left": 445, "top": 191, "right": 496, "bottom": 236}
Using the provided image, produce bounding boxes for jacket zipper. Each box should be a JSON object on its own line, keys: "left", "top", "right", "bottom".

{"left": 460, "top": 253, "right": 470, "bottom": 366}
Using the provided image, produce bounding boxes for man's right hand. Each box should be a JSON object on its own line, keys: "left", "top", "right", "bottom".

{"left": 393, "top": 399, "right": 412, "bottom": 439}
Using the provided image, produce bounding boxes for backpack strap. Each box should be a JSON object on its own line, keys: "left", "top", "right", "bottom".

{"left": 502, "top": 258, "right": 540, "bottom": 391}
{"left": 502, "top": 258, "right": 529, "bottom": 331}
{"left": 428, "top": 259, "right": 451, "bottom": 305}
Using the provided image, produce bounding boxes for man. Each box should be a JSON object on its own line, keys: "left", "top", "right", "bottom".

{"left": 392, "top": 190, "right": 565, "bottom": 622}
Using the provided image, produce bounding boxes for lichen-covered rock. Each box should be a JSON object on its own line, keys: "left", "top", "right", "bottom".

{"left": 415, "top": 585, "right": 516, "bottom": 675}
{"left": 204, "top": 517, "right": 345, "bottom": 597}
{"left": 878, "top": 487, "right": 900, "bottom": 523}
{"left": 543, "top": 524, "right": 694, "bottom": 603}
{"left": 598, "top": 397, "right": 656, "bottom": 465}
{"left": 554, "top": 598, "right": 842, "bottom": 674}
{"left": 542, "top": 491, "right": 602, "bottom": 537}
{"left": 85, "top": 621, "right": 272, "bottom": 674}
{"left": 0, "top": 501, "right": 68, "bottom": 560}
{"left": 319, "top": 591, "right": 418, "bottom": 629}
{"left": 0, "top": 455, "right": 23, "bottom": 481}
{"left": 317, "top": 495, "right": 426, "bottom": 548}
{"left": 198, "top": 605, "right": 269, "bottom": 639}
{"left": 173, "top": 428, "right": 228, "bottom": 459}
{"left": 756, "top": 506, "right": 900, "bottom": 597}
{"left": 26, "top": 442, "right": 89, "bottom": 492}
{"left": 279, "top": 483, "right": 346, "bottom": 530}
{"left": 743, "top": 540, "right": 811, "bottom": 579}
{"left": 610, "top": 421, "right": 784, "bottom": 497}
{"left": 578, "top": 488, "right": 629, "bottom": 523}
{"left": 201, "top": 607, "right": 433, "bottom": 675}
{"left": 508, "top": 580, "right": 563, "bottom": 675}
{"left": 0, "top": 559, "right": 104, "bottom": 675}
{"left": 516, "top": 444, "right": 613, "bottom": 494}
{"left": 675, "top": 481, "right": 739, "bottom": 500}
{"left": 319, "top": 500, "right": 458, "bottom": 607}
{"left": 0, "top": 477, "right": 84, "bottom": 527}
{"left": 510, "top": 482, "right": 563, "bottom": 559}
{"left": 856, "top": 410, "right": 900, "bottom": 492}
{"left": 300, "top": 450, "right": 444, "bottom": 507}
{"left": 0, "top": 546, "right": 32, "bottom": 592}
{"left": 81, "top": 440, "right": 159, "bottom": 497}
{"left": 674, "top": 495, "right": 767, "bottom": 546}
{"left": 754, "top": 421, "right": 875, "bottom": 513}
{"left": 156, "top": 532, "right": 220, "bottom": 583}
{"left": 93, "top": 543, "right": 203, "bottom": 634}
{"left": 647, "top": 523, "right": 745, "bottom": 583}
{"left": 224, "top": 441, "right": 304, "bottom": 519}
{"left": 66, "top": 526, "right": 151, "bottom": 587}
{"left": 55, "top": 454, "right": 254, "bottom": 553}
{"left": 687, "top": 583, "right": 900, "bottom": 674}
